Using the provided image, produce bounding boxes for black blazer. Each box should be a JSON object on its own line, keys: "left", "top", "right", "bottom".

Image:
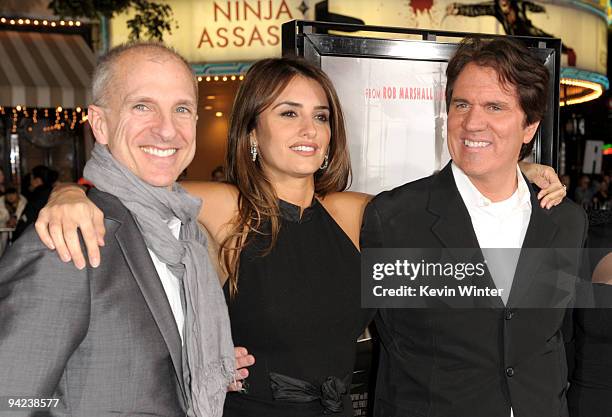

{"left": 361, "top": 163, "right": 588, "bottom": 417}
{"left": 0, "top": 189, "right": 187, "bottom": 416}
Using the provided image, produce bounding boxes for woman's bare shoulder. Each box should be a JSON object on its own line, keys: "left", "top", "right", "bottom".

{"left": 180, "top": 181, "right": 239, "bottom": 237}
{"left": 319, "top": 191, "right": 372, "bottom": 250}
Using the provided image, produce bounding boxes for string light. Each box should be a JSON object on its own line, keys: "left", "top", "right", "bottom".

{"left": 222, "top": 76, "right": 228, "bottom": 82}
{"left": 213, "top": 76, "right": 219, "bottom": 81}
{"left": 206, "top": 76, "right": 211, "bottom": 82}
{"left": 239, "top": 75, "right": 244, "bottom": 80}
{"left": 0, "top": 17, "right": 83, "bottom": 27}
{"left": 197, "top": 76, "right": 202, "bottom": 82}
{"left": 231, "top": 75, "right": 236, "bottom": 81}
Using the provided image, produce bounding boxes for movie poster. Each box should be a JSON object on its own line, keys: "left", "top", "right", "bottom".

{"left": 322, "top": 56, "right": 450, "bottom": 194}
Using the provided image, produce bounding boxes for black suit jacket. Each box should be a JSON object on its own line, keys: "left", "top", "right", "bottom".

{"left": 0, "top": 189, "right": 187, "bottom": 416}
{"left": 361, "top": 163, "right": 588, "bottom": 417}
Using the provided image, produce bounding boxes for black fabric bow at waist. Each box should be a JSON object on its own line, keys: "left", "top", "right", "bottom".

{"left": 270, "top": 372, "right": 351, "bottom": 414}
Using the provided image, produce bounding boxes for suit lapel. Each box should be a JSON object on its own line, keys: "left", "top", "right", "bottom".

{"left": 428, "top": 164, "right": 503, "bottom": 309}
{"left": 507, "top": 184, "right": 559, "bottom": 307}
{"left": 114, "top": 221, "right": 187, "bottom": 401}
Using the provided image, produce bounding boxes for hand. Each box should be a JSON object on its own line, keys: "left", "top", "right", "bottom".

{"left": 35, "top": 185, "right": 106, "bottom": 269}
{"left": 227, "top": 346, "right": 255, "bottom": 392}
{"left": 446, "top": 3, "right": 459, "bottom": 15}
{"left": 519, "top": 162, "right": 566, "bottom": 209}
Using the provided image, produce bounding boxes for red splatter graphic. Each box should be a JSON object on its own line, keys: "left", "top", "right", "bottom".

{"left": 410, "top": 0, "right": 434, "bottom": 13}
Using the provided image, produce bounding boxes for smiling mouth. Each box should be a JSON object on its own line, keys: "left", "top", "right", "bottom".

{"left": 463, "top": 139, "right": 490, "bottom": 148}
{"left": 290, "top": 145, "right": 317, "bottom": 152}
{"left": 140, "top": 146, "right": 177, "bottom": 157}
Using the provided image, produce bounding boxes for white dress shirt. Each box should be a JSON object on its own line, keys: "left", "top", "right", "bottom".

{"left": 147, "top": 217, "right": 184, "bottom": 344}
{"left": 452, "top": 163, "right": 532, "bottom": 417}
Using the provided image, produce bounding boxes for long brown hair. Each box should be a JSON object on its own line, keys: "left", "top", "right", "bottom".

{"left": 222, "top": 57, "right": 351, "bottom": 296}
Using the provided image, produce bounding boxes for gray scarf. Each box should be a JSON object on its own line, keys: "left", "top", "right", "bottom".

{"left": 84, "top": 143, "right": 234, "bottom": 417}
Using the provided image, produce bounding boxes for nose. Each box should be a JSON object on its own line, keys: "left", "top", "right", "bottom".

{"left": 300, "top": 116, "right": 317, "bottom": 139}
{"left": 151, "top": 111, "right": 178, "bottom": 142}
{"left": 462, "top": 106, "right": 487, "bottom": 131}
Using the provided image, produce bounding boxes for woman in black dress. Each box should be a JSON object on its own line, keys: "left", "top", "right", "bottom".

{"left": 35, "top": 57, "right": 567, "bottom": 416}
{"left": 568, "top": 210, "right": 612, "bottom": 417}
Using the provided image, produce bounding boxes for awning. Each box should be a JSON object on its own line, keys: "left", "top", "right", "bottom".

{"left": 0, "top": 30, "right": 95, "bottom": 109}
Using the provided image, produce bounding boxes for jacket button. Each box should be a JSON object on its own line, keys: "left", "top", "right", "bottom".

{"left": 506, "top": 367, "right": 515, "bottom": 377}
{"left": 505, "top": 310, "right": 514, "bottom": 320}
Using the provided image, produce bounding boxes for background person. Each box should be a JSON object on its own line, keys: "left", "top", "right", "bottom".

{"left": 0, "top": 186, "right": 27, "bottom": 256}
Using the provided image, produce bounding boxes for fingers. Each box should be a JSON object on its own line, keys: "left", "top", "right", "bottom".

{"left": 35, "top": 208, "right": 55, "bottom": 250}
{"left": 35, "top": 192, "right": 106, "bottom": 268}
{"left": 232, "top": 346, "right": 254, "bottom": 387}
{"left": 93, "top": 208, "right": 106, "bottom": 247}
{"left": 228, "top": 346, "right": 255, "bottom": 392}
{"left": 538, "top": 184, "right": 566, "bottom": 209}
{"left": 227, "top": 380, "right": 243, "bottom": 392}
{"left": 64, "top": 221, "right": 86, "bottom": 270}
{"left": 234, "top": 346, "right": 255, "bottom": 370}
{"left": 49, "top": 217, "right": 71, "bottom": 263}
{"left": 78, "top": 219, "right": 101, "bottom": 268}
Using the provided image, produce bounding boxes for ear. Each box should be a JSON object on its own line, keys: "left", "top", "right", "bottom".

{"left": 522, "top": 120, "right": 540, "bottom": 144}
{"left": 248, "top": 130, "right": 258, "bottom": 147}
{"left": 88, "top": 105, "right": 110, "bottom": 145}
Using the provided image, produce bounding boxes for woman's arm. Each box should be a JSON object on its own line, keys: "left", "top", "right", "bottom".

{"left": 35, "top": 181, "right": 239, "bottom": 269}
{"left": 35, "top": 184, "right": 105, "bottom": 269}
{"left": 519, "top": 161, "right": 567, "bottom": 209}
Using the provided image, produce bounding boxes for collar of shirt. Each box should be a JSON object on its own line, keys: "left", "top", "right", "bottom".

{"left": 451, "top": 162, "right": 531, "bottom": 217}
{"left": 147, "top": 216, "right": 184, "bottom": 344}
{"left": 167, "top": 217, "right": 181, "bottom": 239}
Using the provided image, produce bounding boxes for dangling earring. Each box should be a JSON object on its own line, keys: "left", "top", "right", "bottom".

{"left": 250, "top": 143, "right": 258, "bottom": 162}
{"left": 320, "top": 151, "right": 329, "bottom": 170}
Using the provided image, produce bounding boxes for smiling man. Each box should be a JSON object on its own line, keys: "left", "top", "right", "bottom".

{"left": 361, "top": 37, "right": 587, "bottom": 417}
{"left": 0, "top": 42, "right": 234, "bottom": 416}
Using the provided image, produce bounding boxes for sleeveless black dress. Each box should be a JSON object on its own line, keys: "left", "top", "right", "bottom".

{"left": 568, "top": 211, "right": 612, "bottom": 417}
{"left": 568, "top": 285, "right": 612, "bottom": 417}
{"left": 223, "top": 199, "right": 375, "bottom": 417}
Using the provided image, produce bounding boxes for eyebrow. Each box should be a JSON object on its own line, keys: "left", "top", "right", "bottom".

{"left": 451, "top": 97, "right": 509, "bottom": 107}
{"left": 272, "top": 101, "right": 330, "bottom": 111}
{"left": 125, "top": 95, "right": 196, "bottom": 107}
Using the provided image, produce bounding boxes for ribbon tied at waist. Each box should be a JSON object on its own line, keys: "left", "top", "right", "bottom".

{"left": 270, "top": 372, "right": 351, "bottom": 414}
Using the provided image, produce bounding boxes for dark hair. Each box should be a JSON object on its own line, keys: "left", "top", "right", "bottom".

{"left": 222, "top": 57, "right": 351, "bottom": 296}
{"left": 211, "top": 165, "right": 224, "bottom": 177}
{"left": 445, "top": 36, "right": 549, "bottom": 160}
{"left": 5, "top": 186, "right": 17, "bottom": 195}
{"left": 31, "top": 165, "right": 58, "bottom": 188}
